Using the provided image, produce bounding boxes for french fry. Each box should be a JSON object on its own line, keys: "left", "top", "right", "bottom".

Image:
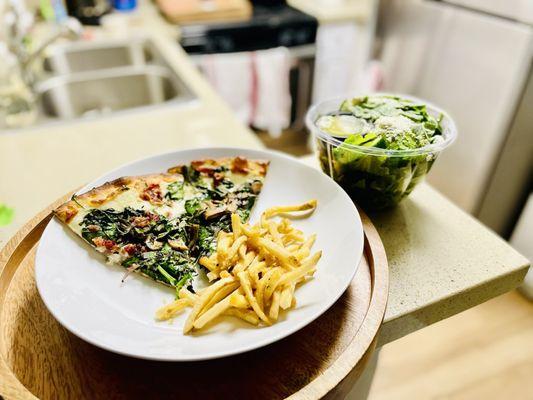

{"left": 269, "top": 289, "right": 281, "bottom": 320}
{"left": 238, "top": 243, "right": 248, "bottom": 260}
{"left": 252, "top": 237, "right": 298, "bottom": 269}
{"left": 222, "top": 236, "right": 247, "bottom": 268}
{"left": 237, "top": 271, "right": 270, "bottom": 324}
{"left": 279, "top": 284, "right": 294, "bottom": 310}
{"left": 183, "top": 277, "right": 234, "bottom": 334}
{"left": 193, "top": 293, "right": 234, "bottom": 330}
{"left": 199, "top": 256, "right": 218, "bottom": 272}
{"left": 286, "top": 244, "right": 300, "bottom": 253}
{"left": 263, "top": 200, "right": 317, "bottom": 218}
{"left": 229, "top": 291, "right": 248, "bottom": 308}
{"left": 216, "top": 233, "right": 233, "bottom": 265}
{"left": 278, "top": 218, "right": 292, "bottom": 234}
{"left": 223, "top": 308, "right": 259, "bottom": 325}
{"left": 256, "top": 268, "right": 279, "bottom": 309}
{"left": 295, "top": 234, "right": 316, "bottom": 260}
{"left": 267, "top": 221, "right": 284, "bottom": 246}
{"left": 200, "top": 281, "right": 239, "bottom": 316}
{"left": 263, "top": 268, "right": 284, "bottom": 303}
{"left": 247, "top": 260, "right": 266, "bottom": 286}
{"left": 155, "top": 298, "right": 192, "bottom": 321}
{"left": 231, "top": 213, "right": 242, "bottom": 239}
{"left": 155, "top": 200, "right": 321, "bottom": 334}
{"left": 275, "top": 251, "right": 322, "bottom": 289}
{"left": 178, "top": 287, "right": 198, "bottom": 301}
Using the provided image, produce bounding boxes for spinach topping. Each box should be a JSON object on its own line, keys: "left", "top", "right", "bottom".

{"left": 184, "top": 198, "right": 204, "bottom": 216}
{"left": 79, "top": 178, "right": 260, "bottom": 288}
{"left": 80, "top": 208, "right": 193, "bottom": 287}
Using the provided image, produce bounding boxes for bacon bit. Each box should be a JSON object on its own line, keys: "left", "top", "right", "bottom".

{"left": 231, "top": 157, "right": 249, "bottom": 174}
{"left": 92, "top": 237, "right": 105, "bottom": 247}
{"left": 213, "top": 172, "right": 225, "bottom": 187}
{"left": 92, "top": 237, "right": 118, "bottom": 252}
{"left": 140, "top": 183, "right": 163, "bottom": 205}
{"left": 58, "top": 204, "right": 79, "bottom": 223}
{"left": 123, "top": 244, "right": 138, "bottom": 255}
{"left": 87, "top": 224, "right": 101, "bottom": 232}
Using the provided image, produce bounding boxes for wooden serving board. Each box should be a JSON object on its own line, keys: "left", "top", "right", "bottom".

{"left": 0, "top": 194, "right": 388, "bottom": 400}
{"left": 156, "top": 0, "right": 252, "bottom": 25}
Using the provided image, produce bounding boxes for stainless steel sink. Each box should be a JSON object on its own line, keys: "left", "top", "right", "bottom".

{"left": 37, "top": 65, "right": 193, "bottom": 119}
{"left": 2, "top": 37, "right": 197, "bottom": 130}
{"left": 43, "top": 39, "right": 155, "bottom": 74}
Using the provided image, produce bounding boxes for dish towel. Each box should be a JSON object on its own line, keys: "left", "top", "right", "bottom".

{"left": 201, "top": 52, "right": 253, "bottom": 125}
{"left": 200, "top": 47, "right": 292, "bottom": 138}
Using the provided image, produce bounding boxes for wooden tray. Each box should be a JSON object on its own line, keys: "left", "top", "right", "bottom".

{"left": 0, "top": 195, "right": 388, "bottom": 400}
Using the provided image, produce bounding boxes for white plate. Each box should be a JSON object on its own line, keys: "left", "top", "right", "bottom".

{"left": 35, "top": 147, "right": 364, "bottom": 361}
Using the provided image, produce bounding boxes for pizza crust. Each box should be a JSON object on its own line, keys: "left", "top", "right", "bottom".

{"left": 55, "top": 173, "right": 181, "bottom": 224}
{"left": 55, "top": 157, "right": 268, "bottom": 224}
{"left": 168, "top": 157, "right": 269, "bottom": 177}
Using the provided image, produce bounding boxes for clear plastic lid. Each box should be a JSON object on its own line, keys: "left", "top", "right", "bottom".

{"left": 306, "top": 94, "right": 458, "bottom": 157}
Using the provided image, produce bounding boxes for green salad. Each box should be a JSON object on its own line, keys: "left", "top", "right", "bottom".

{"left": 315, "top": 95, "right": 444, "bottom": 209}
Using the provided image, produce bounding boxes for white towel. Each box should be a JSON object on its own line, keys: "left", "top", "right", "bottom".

{"left": 200, "top": 47, "right": 292, "bottom": 137}
{"left": 252, "top": 47, "right": 292, "bottom": 138}
{"left": 201, "top": 52, "right": 254, "bottom": 124}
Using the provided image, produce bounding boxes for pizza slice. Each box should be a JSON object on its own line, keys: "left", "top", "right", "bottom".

{"left": 54, "top": 157, "right": 269, "bottom": 291}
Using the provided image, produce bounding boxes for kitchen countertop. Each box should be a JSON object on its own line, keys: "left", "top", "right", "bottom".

{"left": 1, "top": 31, "right": 529, "bottom": 354}
{"left": 372, "top": 184, "right": 529, "bottom": 345}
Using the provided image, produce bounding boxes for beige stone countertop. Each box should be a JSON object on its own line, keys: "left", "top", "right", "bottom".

{"left": 288, "top": 0, "right": 373, "bottom": 23}
{"left": 0, "top": 33, "right": 262, "bottom": 244}
{"left": 300, "top": 156, "right": 530, "bottom": 346}
{"left": 373, "top": 184, "right": 529, "bottom": 345}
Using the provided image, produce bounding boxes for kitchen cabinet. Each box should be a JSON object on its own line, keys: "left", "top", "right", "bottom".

{"left": 378, "top": 0, "right": 533, "bottom": 221}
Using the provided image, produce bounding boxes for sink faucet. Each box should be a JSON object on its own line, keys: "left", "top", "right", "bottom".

{"left": 0, "top": 1, "right": 83, "bottom": 128}
{"left": 4, "top": 2, "right": 83, "bottom": 88}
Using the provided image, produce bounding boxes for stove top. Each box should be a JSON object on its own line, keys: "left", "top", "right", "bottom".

{"left": 180, "top": 4, "right": 318, "bottom": 54}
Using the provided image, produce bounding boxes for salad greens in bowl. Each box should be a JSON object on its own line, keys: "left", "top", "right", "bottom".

{"left": 306, "top": 94, "right": 457, "bottom": 210}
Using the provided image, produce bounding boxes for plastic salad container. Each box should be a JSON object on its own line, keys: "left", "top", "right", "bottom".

{"left": 306, "top": 94, "right": 457, "bottom": 210}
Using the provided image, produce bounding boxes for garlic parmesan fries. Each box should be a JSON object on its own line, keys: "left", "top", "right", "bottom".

{"left": 155, "top": 200, "right": 321, "bottom": 334}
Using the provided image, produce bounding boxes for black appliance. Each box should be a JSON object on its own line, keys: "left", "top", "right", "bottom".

{"left": 179, "top": 1, "right": 318, "bottom": 54}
